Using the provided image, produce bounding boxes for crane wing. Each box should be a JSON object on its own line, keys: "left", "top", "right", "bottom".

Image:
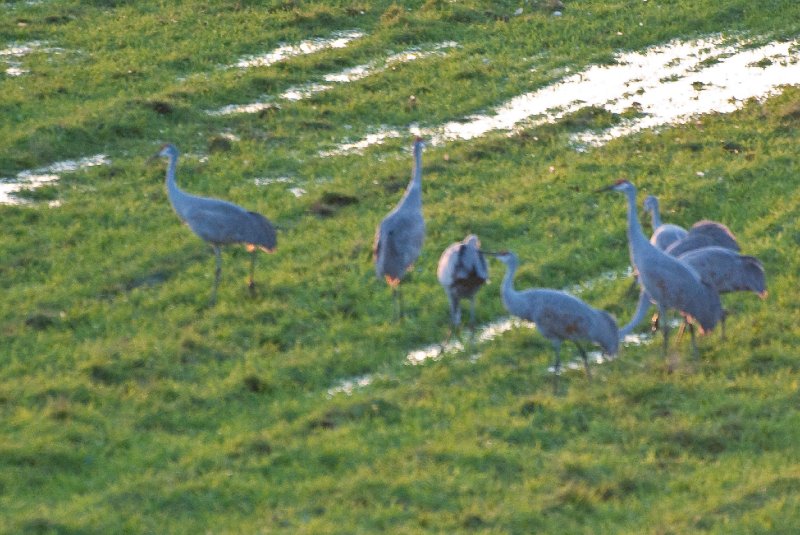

{"left": 374, "top": 212, "right": 424, "bottom": 280}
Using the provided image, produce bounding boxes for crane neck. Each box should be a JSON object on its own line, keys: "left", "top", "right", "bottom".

{"left": 164, "top": 151, "right": 191, "bottom": 217}
{"left": 499, "top": 259, "right": 525, "bottom": 312}
{"left": 623, "top": 186, "right": 649, "bottom": 253}
{"left": 165, "top": 152, "right": 179, "bottom": 192}
{"left": 402, "top": 144, "right": 424, "bottom": 206}
{"left": 649, "top": 200, "right": 662, "bottom": 229}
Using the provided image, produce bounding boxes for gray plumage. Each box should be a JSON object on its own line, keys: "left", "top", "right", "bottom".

{"left": 678, "top": 246, "right": 766, "bottom": 297}
{"left": 488, "top": 250, "right": 618, "bottom": 385}
{"left": 373, "top": 138, "right": 426, "bottom": 318}
{"left": 599, "top": 179, "right": 722, "bottom": 357}
{"left": 643, "top": 194, "right": 688, "bottom": 251}
{"left": 622, "top": 245, "right": 767, "bottom": 341}
{"left": 153, "top": 143, "right": 276, "bottom": 305}
{"left": 437, "top": 234, "right": 489, "bottom": 337}
{"left": 664, "top": 219, "right": 740, "bottom": 257}
{"left": 679, "top": 245, "right": 767, "bottom": 338}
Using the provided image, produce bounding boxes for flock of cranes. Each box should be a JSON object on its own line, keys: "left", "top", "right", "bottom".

{"left": 152, "top": 138, "right": 766, "bottom": 386}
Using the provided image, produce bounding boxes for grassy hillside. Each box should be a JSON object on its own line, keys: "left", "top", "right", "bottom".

{"left": 1, "top": 1, "right": 799, "bottom": 533}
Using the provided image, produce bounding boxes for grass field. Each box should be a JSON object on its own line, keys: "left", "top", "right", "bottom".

{"left": 2, "top": 1, "right": 800, "bottom": 533}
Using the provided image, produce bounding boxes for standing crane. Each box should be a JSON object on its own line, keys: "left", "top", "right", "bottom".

{"left": 625, "top": 196, "right": 744, "bottom": 336}
{"left": 621, "top": 246, "right": 766, "bottom": 341}
{"left": 436, "top": 234, "right": 489, "bottom": 344}
{"left": 484, "top": 250, "right": 618, "bottom": 391}
{"left": 151, "top": 143, "right": 276, "bottom": 306}
{"left": 597, "top": 179, "right": 722, "bottom": 357}
{"left": 373, "top": 137, "right": 426, "bottom": 319}
{"left": 643, "top": 194, "right": 688, "bottom": 251}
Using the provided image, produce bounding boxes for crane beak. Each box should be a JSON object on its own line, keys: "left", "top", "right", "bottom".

{"left": 593, "top": 184, "right": 615, "bottom": 194}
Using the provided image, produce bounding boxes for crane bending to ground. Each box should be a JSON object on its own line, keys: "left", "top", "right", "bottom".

{"left": 151, "top": 143, "right": 276, "bottom": 306}
{"left": 597, "top": 179, "right": 722, "bottom": 358}
{"left": 484, "top": 250, "right": 618, "bottom": 392}
{"left": 437, "top": 234, "right": 489, "bottom": 344}
{"left": 374, "top": 138, "right": 426, "bottom": 320}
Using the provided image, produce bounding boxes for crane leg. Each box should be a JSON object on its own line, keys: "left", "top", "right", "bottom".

{"left": 575, "top": 342, "right": 592, "bottom": 381}
{"left": 651, "top": 312, "right": 660, "bottom": 333}
{"left": 467, "top": 297, "right": 478, "bottom": 344}
{"left": 720, "top": 309, "right": 728, "bottom": 340}
{"left": 393, "top": 287, "right": 404, "bottom": 321}
{"left": 676, "top": 320, "right": 686, "bottom": 342}
{"left": 210, "top": 245, "right": 222, "bottom": 306}
{"left": 439, "top": 297, "right": 459, "bottom": 353}
{"left": 248, "top": 250, "right": 257, "bottom": 295}
{"left": 658, "top": 305, "right": 670, "bottom": 357}
{"left": 688, "top": 322, "right": 698, "bottom": 360}
{"left": 551, "top": 341, "right": 562, "bottom": 395}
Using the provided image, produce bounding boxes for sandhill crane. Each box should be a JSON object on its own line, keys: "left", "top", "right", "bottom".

{"left": 437, "top": 234, "right": 489, "bottom": 343}
{"left": 626, "top": 197, "right": 743, "bottom": 335}
{"left": 678, "top": 245, "right": 766, "bottom": 338}
{"left": 643, "top": 194, "right": 688, "bottom": 251}
{"left": 151, "top": 143, "right": 276, "bottom": 305}
{"left": 621, "top": 246, "right": 766, "bottom": 340}
{"left": 374, "top": 137, "right": 426, "bottom": 319}
{"left": 597, "top": 179, "right": 722, "bottom": 357}
{"left": 485, "top": 250, "right": 618, "bottom": 391}
{"left": 665, "top": 219, "right": 740, "bottom": 257}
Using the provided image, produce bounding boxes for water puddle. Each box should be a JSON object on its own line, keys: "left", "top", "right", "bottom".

{"left": 318, "top": 128, "right": 404, "bottom": 157}
{"left": 0, "top": 42, "right": 43, "bottom": 57}
{"left": 384, "top": 41, "right": 459, "bottom": 66}
{"left": 1, "top": 41, "right": 43, "bottom": 76}
{"left": 622, "top": 331, "right": 655, "bottom": 347}
{"left": 232, "top": 30, "right": 364, "bottom": 70}
{"left": 548, "top": 351, "right": 618, "bottom": 374}
{"left": 212, "top": 42, "right": 457, "bottom": 115}
{"left": 320, "top": 35, "right": 800, "bottom": 155}
{"left": 5, "top": 65, "right": 27, "bottom": 76}
{"left": 406, "top": 317, "right": 533, "bottom": 366}
{"left": 280, "top": 82, "right": 332, "bottom": 101}
{"left": 0, "top": 154, "right": 110, "bottom": 205}
{"left": 327, "top": 308, "right": 662, "bottom": 396}
{"left": 208, "top": 101, "right": 280, "bottom": 117}
{"left": 323, "top": 64, "right": 372, "bottom": 83}
{"left": 572, "top": 37, "right": 800, "bottom": 146}
{"left": 327, "top": 374, "right": 375, "bottom": 397}
{"left": 564, "top": 267, "right": 633, "bottom": 296}
{"left": 254, "top": 176, "right": 307, "bottom": 197}
{"left": 1, "top": 41, "right": 67, "bottom": 77}
{"left": 254, "top": 176, "right": 293, "bottom": 186}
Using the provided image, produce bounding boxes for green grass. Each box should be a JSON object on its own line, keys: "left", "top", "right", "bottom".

{"left": 2, "top": 0, "right": 800, "bottom": 533}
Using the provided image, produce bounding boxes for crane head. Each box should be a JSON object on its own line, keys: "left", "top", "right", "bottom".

{"left": 643, "top": 194, "right": 658, "bottom": 213}
{"left": 464, "top": 234, "right": 481, "bottom": 248}
{"left": 148, "top": 143, "right": 178, "bottom": 163}
{"left": 594, "top": 178, "right": 633, "bottom": 194}
{"left": 480, "top": 250, "right": 514, "bottom": 263}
